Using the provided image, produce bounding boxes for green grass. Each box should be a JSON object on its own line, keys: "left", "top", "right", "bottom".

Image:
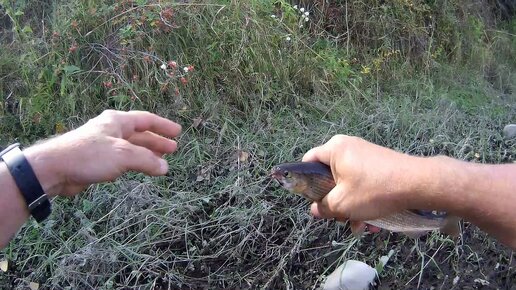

{"left": 1, "top": 0, "right": 515, "bottom": 289}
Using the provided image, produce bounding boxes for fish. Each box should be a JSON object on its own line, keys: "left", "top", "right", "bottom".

{"left": 270, "top": 161, "right": 461, "bottom": 239}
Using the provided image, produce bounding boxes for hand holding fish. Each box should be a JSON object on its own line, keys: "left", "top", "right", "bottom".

{"left": 272, "top": 135, "right": 516, "bottom": 249}
{"left": 301, "top": 135, "right": 421, "bottom": 222}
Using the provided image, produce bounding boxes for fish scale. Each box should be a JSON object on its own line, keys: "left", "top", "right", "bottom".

{"left": 366, "top": 212, "right": 446, "bottom": 232}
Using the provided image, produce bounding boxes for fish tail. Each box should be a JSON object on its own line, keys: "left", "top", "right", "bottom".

{"left": 404, "top": 215, "right": 461, "bottom": 239}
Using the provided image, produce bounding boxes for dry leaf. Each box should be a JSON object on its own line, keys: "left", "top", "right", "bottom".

{"left": 55, "top": 122, "right": 67, "bottom": 134}
{"left": 192, "top": 117, "right": 203, "bottom": 128}
{"left": 179, "top": 105, "right": 189, "bottom": 113}
{"left": 29, "top": 282, "right": 39, "bottom": 290}
{"left": 238, "top": 151, "right": 250, "bottom": 162}
{"left": 196, "top": 166, "right": 211, "bottom": 182}
{"left": 0, "top": 260, "right": 7, "bottom": 272}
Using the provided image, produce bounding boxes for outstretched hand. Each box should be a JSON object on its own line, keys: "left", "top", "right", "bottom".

{"left": 24, "top": 110, "right": 182, "bottom": 197}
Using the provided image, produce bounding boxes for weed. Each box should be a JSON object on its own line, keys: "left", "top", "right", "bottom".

{"left": 0, "top": 0, "right": 515, "bottom": 289}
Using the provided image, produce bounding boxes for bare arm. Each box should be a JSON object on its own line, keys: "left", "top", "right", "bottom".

{"left": 0, "top": 110, "right": 181, "bottom": 249}
{"left": 302, "top": 135, "right": 516, "bottom": 249}
{"left": 418, "top": 156, "right": 516, "bottom": 248}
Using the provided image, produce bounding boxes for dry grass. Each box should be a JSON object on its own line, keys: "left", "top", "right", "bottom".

{"left": 0, "top": 0, "right": 515, "bottom": 289}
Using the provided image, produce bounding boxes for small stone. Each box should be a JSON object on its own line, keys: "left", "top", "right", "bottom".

{"left": 453, "top": 276, "right": 460, "bottom": 285}
{"left": 503, "top": 124, "right": 516, "bottom": 139}
{"left": 323, "top": 260, "right": 377, "bottom": 290}
{"left": 474, "top": 278, "right": 490, "bottom": 286}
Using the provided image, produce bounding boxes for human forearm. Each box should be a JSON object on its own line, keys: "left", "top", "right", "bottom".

{"left": 0, "top": 145, "right": 61, "bottom": 249}
{"left": 302, "top": 135, "right": 516, "bottom": 249}
{"left": 0, "top": 162, "right": 31, "bottom": 248}
{"left": 413, "top": 156, "right": 516, "bottom": 248}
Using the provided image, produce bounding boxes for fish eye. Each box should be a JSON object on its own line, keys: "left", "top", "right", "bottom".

{"left": 283, "top": 171, "right": 290, "bottom": 177}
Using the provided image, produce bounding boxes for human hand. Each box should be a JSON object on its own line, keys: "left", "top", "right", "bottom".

{"left": 302, "top": 135, "right": 425, "bottom": 225}
{"left": 23, "top": 110, "right": 182, "bottom": 197}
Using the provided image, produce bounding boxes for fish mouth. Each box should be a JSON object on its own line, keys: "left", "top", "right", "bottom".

{"left": 269, "top": 167, "right": 281, "bottom": 178}
{"left": 269, "top": 168, "right": 286, "bottom": 185}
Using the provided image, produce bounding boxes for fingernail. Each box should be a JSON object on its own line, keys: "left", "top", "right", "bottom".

{"left": 160, "top": 159, "right": 169, "bottom": 174}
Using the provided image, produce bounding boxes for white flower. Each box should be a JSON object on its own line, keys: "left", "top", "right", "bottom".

{"left": 183, "top": 67, "right": 189, "bottom": 72}
{"left": 300, "top": 8, "right": 305, "bottom": 12}
{"left": 286, "top": 36, "right": 291, "bottom": 41}
{"left": 160, "top": 63, "right": 167, "bottom": 70}
{"left": 293, "top": 5, "right": 298, "bottom": 9}
{"left": 304, "top": 11, "right": 309, "bottom": 16}
{"left": 305, "top": 17, "right": 309, "bottom": 22}
{"left": 271, "top": 14, "right": 276, "bottom": 18}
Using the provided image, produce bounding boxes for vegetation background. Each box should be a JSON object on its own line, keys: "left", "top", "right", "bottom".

{"left": 0, "top": 0, "right": 515, "bottom": 289}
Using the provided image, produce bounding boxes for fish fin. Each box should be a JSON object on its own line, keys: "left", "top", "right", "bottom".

{"left": 350, "top": 221, "right": 367, "bottom": 238}
{"left": 403, "top": 231, "right": 428, "bottom": 239}
{"left": 440, "top": 215, "right": 461, "bottom": 238}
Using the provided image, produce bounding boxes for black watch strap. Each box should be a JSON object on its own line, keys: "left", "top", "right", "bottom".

{"left": 0, "top": 143, "right": 51, "bottom": 222}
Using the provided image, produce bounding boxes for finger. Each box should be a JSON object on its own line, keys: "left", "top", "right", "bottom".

{"left": 311, "top": 202, "right": 341, "bottom": 219}
{"left": 302, "top": 145, "right": 331, "bottom": 164}
{"left": 350, "top": 221, "right": 367, "bottom": 237}
{"left": 104, "top": 110, "right": 182, "bottom": 139}
{"left": 128, "top": 131, "right": 178, "bottom": 154}
{"left": 118, "top": 141, "right": 169, "bottom": 176}
{"left": 309, "top": 185, "right": 347, "bottom": 219}
{"left": 126, "top": 111, "right": 182, "bottom": 138}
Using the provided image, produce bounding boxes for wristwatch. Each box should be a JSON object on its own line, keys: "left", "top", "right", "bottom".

{"left": 0, "top": 143, "right": 51, "bottom": 222}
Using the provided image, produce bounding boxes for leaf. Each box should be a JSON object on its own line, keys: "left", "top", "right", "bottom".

{"left": 63, "top": 65, "right": 81, "bottom": 75}
{"left": 192, "top": 117, "right": 203, "bottom": 129}
{"left": 55, "top": 122, "right": 67, "bottom": 134}
{"left": 22, "top": 25, "right": 33, "bottom": 34}
{"left": 82, "top": 199, "right": 93, "bottom": 212}
{"left": 0, "top": 260, "right": 8, "bottom": 272}
{"left": 238, "top": 151, "right": 250, "bottom": 162}
{"left": 110, "top": 94, "right": 130, "bottom": 103}
{"left": 196, "top": 167, "right": 211, "bottom": 182}
{"left": 375, "top": 249, "right": 395, "bottom": 274}
{"left": 29, "top": 282, "right": 39, "bottom": 290}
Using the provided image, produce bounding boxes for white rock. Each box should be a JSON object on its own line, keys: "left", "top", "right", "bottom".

{"left": 474, "top": 278, "right": 490, "bottom": 286}
{"left": 323, "top": 260, "right": 377, "bottom": 290}
{"left": 503, "top": 124, "right": 516, "bottom": 139}
{"left": 378, "top": 249, "right": 395, "bottom": 268}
